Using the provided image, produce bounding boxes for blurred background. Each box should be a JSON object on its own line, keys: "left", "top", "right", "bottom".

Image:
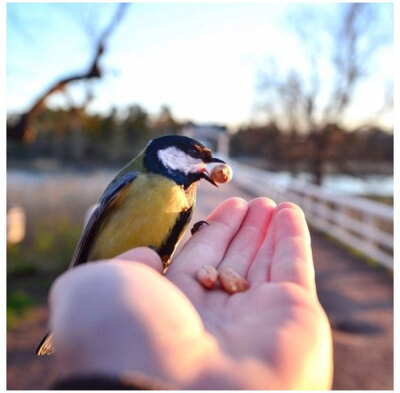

{"left": 6, "top": 2, "right": 393, "bottom": 389}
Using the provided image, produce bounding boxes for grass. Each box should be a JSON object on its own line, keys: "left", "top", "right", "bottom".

{"left": 7, "top": 290, "right": 34, "bottom": 330}
{"left": 7, "top": 216, "right": 83, "bottom": 331}
{"left": 7, "top": 169, "right": 113, "bottom": 275}
{"left": 7, "top": 217, "right": 82, "bottom": 276}
{"left": 7, "top": 170, "right": 112, "bottom": 330}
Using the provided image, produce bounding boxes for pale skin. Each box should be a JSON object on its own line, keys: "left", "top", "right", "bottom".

{"left": 49, "top": 197, "right": 333, "bottom": 389}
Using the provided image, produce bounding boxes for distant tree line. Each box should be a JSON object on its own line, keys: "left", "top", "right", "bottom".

{"left": 7, "top": 105, "right": 180, "bottom": 167}
{"left": 8, "top": 104, "right": 392, "bottom": 177}
{"left": 230, "top": 123, "right": 393, "bottom": 176}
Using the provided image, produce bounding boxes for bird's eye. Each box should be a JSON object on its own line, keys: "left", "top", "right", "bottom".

{"left": 189, "top": 145, "right": 202, "bottom": 157}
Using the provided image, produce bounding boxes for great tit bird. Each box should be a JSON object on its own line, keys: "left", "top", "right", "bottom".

{"left": 36, "top": 134, "right": 225, "bottom": 356}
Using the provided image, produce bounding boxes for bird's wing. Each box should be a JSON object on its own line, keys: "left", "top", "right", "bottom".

{"left": 68, "top": 171, "right": 138, "bottom": 268}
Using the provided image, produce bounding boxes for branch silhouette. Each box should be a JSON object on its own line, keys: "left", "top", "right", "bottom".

{"left": 7, "top": 4, "right": 129, "bottom": 143}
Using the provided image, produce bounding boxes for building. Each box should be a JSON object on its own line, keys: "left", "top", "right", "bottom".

{"left": 181, "top": 123, "right": 230, "bottom": 157}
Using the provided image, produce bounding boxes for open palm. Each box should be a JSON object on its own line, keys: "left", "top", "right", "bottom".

{"left": 165, "top": 197, "right": 332, "bottom": 389}
{"left": 50, "top": 198, "right": 332, "bottom": 389}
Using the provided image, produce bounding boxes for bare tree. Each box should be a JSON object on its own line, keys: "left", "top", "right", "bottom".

{"left": 259, "top": 3, "right": 392, "bottom": 185}
{"left": 7, "top": 4, "right": 129, "bottom": 143}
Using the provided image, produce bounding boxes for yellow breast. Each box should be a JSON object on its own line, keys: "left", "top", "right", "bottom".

{"left": 88, "top": 173, "right": 195, "bottom": 261}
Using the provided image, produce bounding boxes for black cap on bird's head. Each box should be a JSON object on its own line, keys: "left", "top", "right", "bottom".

{"left": 144, "top": 135, "right": 225, "bottom": 188}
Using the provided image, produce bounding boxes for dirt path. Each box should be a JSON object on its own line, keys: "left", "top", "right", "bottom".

{"left": 7, "top": 181, "right": 393, "bottom": 389}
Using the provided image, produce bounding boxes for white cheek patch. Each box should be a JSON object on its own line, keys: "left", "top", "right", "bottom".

{"left": 158, "top": 147, "right": 205, "bottom": 174}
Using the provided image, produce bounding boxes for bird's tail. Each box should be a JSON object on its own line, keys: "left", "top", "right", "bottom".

{"left": 36, "top": 331, "right": 54, "bottom": 356}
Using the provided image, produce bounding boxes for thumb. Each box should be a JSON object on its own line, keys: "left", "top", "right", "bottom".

{"left": 113, "top": 247, "right": 163, "bottom": 273}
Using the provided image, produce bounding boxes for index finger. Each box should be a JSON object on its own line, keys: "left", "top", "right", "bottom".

{"left": 167, "top": 197, "right": 248, "bottom": 276}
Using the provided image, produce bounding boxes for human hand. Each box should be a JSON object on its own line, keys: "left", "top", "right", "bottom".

{"left": 49, "top": 197, "right": 333, "bottom": 389}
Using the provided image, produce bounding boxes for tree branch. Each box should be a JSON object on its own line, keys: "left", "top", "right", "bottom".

{"left": 7, "top": 3, "right": 129, "bottom": 142}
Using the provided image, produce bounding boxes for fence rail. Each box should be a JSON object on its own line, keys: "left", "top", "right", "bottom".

{"left": 228, "top": 159, "right": 393, "bottom": 269}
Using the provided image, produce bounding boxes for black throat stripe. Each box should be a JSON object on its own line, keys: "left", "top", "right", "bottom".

{"left": 158, "top": 206, "right": 193, "bottom": 268}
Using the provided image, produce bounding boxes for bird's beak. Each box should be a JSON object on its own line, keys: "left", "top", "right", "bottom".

{"left": 201, "top": 156, "right": 225, "bottom": 187}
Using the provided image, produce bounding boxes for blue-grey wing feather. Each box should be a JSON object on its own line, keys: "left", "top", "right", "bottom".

{"left": 69, "top": 171, "right": 138, "bottom": 268}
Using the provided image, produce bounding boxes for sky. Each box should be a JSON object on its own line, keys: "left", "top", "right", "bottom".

{"left": 6, "top": 2, "right": 394, "bottom": 130}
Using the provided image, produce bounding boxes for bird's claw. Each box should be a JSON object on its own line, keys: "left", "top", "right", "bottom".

{"left": 191, "top": 220, "right": 209, "bottom": 235}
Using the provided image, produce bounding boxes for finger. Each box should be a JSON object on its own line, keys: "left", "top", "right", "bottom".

{"left": 168, "top": 197, "right": 248, "bottom": 276}
{"left": 217, "top": 197, "right": 275, "bottom": 277}
{"left": 247, "top": 202, "right": 304, "bottom": 285}
{"left": 113, "top": 247, "right": 163, "bottom": 273}
{"left": 270, "top": 206, "right": 316, "bottom": 293}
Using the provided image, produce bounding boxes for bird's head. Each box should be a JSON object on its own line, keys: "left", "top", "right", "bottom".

{"left": 143, "top": 135, "right": 225, "bottom": 188}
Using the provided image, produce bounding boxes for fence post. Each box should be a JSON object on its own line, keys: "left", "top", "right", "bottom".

{"left": 7, "top": 206, "right": 26, "bottom": 244}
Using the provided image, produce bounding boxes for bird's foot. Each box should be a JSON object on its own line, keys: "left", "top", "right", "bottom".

{"left": 191, "top": 220, "right": 209, "bottom": 235}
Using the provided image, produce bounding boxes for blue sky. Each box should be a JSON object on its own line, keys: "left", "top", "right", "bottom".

{"left": 6, "top": 2, "right": 393, "bottom": 129}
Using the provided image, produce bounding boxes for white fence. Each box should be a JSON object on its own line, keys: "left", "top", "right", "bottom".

{"left": 229, "top": 160, "right": 393, "bottom": 270}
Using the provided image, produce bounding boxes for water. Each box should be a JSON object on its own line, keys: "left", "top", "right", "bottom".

{"left": 271, "top": 171, "right": 393, "bottom": 197}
